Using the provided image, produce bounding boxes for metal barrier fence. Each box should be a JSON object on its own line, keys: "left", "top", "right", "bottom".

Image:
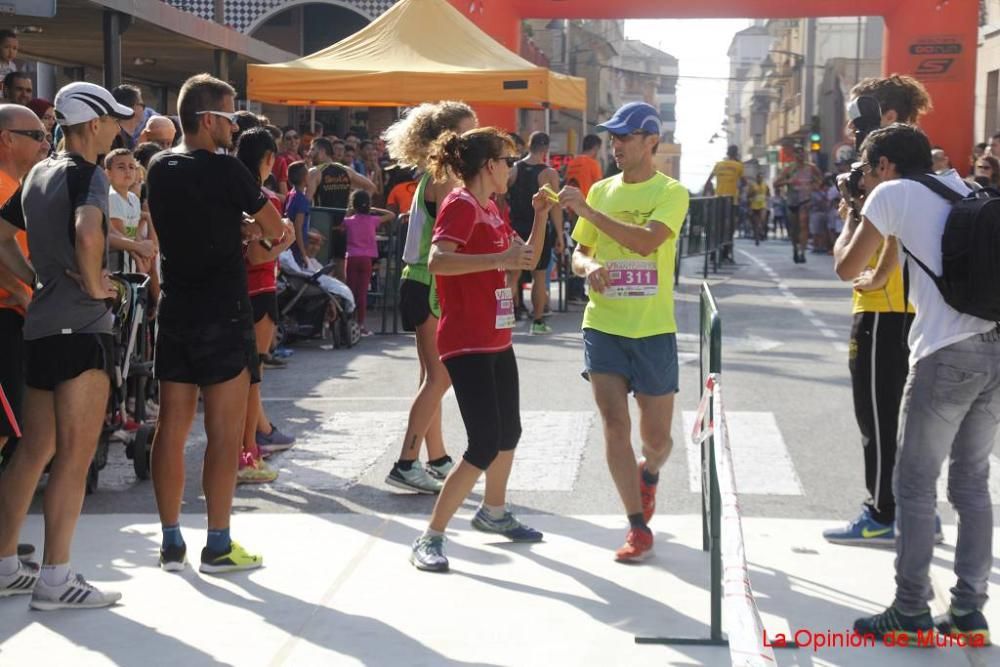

{"left": 675, "top": 197, "right": 736, "bottom": 283}
{"left": 635, "top": 281, "right": 725, "bottom": 648}
{"left": 637, "top": 284, "right": 795, "bottom": 661}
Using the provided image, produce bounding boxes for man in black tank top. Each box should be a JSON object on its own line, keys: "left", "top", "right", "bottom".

{"left": 506, "top": 132, "right": 564, "bottom": 334}
{"left": 307, "top": 137, "right": 376, "bottom": 281}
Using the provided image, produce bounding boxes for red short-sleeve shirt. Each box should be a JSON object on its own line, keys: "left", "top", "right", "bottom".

{"left": 432, "top": 188, "right": 515, "bottom": 361}
{"left": 245, "top": 188, "right": 283, "bottom": 295}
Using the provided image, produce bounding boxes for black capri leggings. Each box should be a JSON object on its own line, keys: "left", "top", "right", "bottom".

{"left": 443, "top": 347, "right": 522, "bottom": 470}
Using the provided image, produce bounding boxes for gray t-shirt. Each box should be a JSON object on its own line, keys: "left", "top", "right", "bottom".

{"left": 21, "top": 152, "right": 112, "bottom": 340}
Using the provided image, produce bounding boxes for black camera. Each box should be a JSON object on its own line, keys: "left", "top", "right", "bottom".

{"left": 837, "top": 96, "right": 883, "bottom": 219}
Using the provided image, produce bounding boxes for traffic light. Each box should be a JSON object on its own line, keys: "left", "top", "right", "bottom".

{"left": 809, "top": 132, "right": 822, "bottom": 153}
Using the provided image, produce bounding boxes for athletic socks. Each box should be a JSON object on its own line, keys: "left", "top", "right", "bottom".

{"left": 485, "top": 504, "right": 507, "bottom": 520}
{"left": 162, "top": 523, "right": 184, "bottom": 549}
{"left": 641, "top": 466, "right": 660, "bottom": 486}
{"left": 206, "top": 527, "right": 231, "bottom": 554}
{"left": 423, "top": 528, "right": 445, "bottom": 539}
{"left": 40, "top": 563, "right": 70, "bottom": 587}
{"left": 628, "top": 513, "right": 650, "bottom": 532}
{"left": 0, "top": 554, "right": 18, "bottom": 576}
{"left": 396, "top": 459, "right": 415, "bottom": 471}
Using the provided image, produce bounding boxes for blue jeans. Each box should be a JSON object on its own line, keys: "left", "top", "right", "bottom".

{"left": 893, "top": 328, "right": 1000, "bottom": 613}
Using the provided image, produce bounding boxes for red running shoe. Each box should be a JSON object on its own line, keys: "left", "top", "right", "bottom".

{"left": 615, "top": 527, "right": 654, "bottom": 563}
{"left": 639, "top": 459, "right": 657, "bottom": 523}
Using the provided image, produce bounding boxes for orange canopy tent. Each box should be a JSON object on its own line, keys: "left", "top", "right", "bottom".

{"left": 245, "top": 0, "right": 586, "bottom": 110}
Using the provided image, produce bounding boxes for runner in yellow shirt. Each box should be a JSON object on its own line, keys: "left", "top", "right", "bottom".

{"left": 749, "top": 172, "right": 769, "bottom": 244}
{"left": 560, "top": 102, "right": 689, "bottom": 563}
{"left": 704, "top": 145, "right": 744, "bottom": 202}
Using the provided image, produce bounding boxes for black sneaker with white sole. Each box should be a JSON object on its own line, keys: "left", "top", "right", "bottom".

{"left": 159, "top": 543, "right": 188, "bottom": 572}
{"left": 29, "top": 572, "right": 121, "bottom": 610}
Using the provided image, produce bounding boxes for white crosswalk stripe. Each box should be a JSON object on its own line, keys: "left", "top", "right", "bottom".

{"left": 269, "top": 410, "right": 595, "bottom": 492}
{"left": 272, "top": 411, "right": 408, "bottom": 491}
{"left": 475, "top": 411, "right": 594, "bottom": 491}
{"left": 682, "top": 410, "right": 804, "bottom": 495}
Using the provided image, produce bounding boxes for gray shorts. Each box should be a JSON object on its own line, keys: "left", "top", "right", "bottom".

{"left": 582, "top": 328, "right": 678, "bottom": 396}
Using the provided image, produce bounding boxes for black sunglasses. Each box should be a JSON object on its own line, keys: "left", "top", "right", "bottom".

{"left": 7, "top": 129, "right": 47, "bottom": 143}
{"left": 498, "top": 156, "right": 518, "bottom": 167}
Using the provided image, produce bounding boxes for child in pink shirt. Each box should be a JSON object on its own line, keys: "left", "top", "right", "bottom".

{"left": 344, "top": 190, "right": 394, "bottom": 334}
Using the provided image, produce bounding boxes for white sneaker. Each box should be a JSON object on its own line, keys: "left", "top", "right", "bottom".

{"left": 29, "top": 571, "right": 121, "bottom": 610}
{"left": 0, "top": 560, "right": 39, "bottom": 597}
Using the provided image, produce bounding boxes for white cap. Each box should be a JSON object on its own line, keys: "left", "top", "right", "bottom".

{"left": 54, "top": 82, "right": 134, "bottom": 127}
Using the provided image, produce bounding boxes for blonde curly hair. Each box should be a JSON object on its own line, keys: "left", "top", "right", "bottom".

{"left": 382, "top": 101, "right": 477, "bottom": 169}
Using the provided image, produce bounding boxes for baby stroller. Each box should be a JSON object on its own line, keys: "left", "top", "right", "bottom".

{"left": 86, "top": 272, "right": 156, "bottom": 493}
{"left": 276, "top": 252, "right": 360, "bottom": 349}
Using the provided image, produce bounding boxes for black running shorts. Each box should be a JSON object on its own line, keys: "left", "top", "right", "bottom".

{"left": 155, "top": 315, "right": 260, "bottom": 386}
{"left": 399, "top": 279, "right": 432, "bottom": 332}
{"left": 25, "top": 333, "right": 114, "bottom": 391}
{"left": 250, "top": 292, "right": 279, "bottom": 325}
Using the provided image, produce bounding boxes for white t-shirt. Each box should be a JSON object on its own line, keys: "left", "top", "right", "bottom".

{"left": 109, "top": 189, "right": 142, "bottom": 238}
{"left": 862, "top": 172, "right": 996, "bottom": 365}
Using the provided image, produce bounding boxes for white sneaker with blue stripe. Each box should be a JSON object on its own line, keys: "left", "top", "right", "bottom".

{"left": 29, "top": 571, "right": 121, "bottom": 611}
{"left": 0, "top": 560, "right": 39, "bottom": 597}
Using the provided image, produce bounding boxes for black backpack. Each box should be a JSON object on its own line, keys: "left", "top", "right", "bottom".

{"left": 901, "top": 174, "right": 1000, "bottom": 323}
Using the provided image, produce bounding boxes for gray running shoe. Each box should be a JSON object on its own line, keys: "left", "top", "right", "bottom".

{"left": 29, "top": 572, "right": 121, "bottom": 610}
{"left": 410, "top": 535, "right": 449, "bottom": 572}
{"left": 471, "top": 507, "right": 544, "bottom": 542}
{"left": 386, "top": 463, "right": 442, "bottom": 494}
{"left": 0, "top": 560, "right": 39, "bottom": 597}
{"left": 425, "top": 458, "right": 454, "bottom": 480}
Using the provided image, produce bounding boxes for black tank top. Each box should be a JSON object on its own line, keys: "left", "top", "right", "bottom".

{"left": 508, "top": 160, "right": 546, "bottom": 232}
{"left": 314, "top": 162, "right": 351, "bottom": 224}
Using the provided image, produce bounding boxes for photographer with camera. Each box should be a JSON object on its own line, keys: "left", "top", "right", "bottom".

{"left": 823, "top": 75, "right": 933, "bottom": 548}
{"left": 834, "top": 122, "right": 998, "bottom": 645}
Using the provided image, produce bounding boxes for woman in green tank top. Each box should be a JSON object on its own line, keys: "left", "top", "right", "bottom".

{"left": 382, "top": 101, "right": 477, "bottom": 494}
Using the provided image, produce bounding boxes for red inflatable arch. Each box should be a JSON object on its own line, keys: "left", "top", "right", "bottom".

{"left": 449, "top": 0, "right": 978, "bottom": 168}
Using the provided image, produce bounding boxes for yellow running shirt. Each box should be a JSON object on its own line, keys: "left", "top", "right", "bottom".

{"left": 572, "top": 171, "right": 690, "bottom": 338}
{"left": 750, "top": 182, "right": 769, "bottom": 210}
{"left": 852, "top": 243, "right": 914, "bottom": 314}
{"left": 712, "top": 159, "right": 743, "bottom": 201}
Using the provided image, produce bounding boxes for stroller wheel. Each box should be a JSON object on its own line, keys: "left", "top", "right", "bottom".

{"left": 132, "top": 424, "right": 154, "bottom": 481}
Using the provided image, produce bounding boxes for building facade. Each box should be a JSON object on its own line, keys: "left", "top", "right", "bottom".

{"left": 522, "top": 19, "right": 681, "bottom": 178}
{"left": 726, "top": 16, "right": 883, "bottom": 174}
{"left": 976, "top": 0, "right": 1000, "bottom": 154}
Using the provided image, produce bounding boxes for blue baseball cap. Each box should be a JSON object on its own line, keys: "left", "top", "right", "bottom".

{"left": 596, "top": 102, "right": 661, "bottom": 136}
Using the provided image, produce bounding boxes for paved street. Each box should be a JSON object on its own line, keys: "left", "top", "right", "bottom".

{"left": 2, "top": 237, "right": 999, "bottom": 666}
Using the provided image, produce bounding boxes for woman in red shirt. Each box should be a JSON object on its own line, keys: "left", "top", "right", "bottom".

{"left": 235, "top": 128, "right": 296, "bottom": 483}
{"left": 409, "top": 127, "right": 552, "bottom": 572}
